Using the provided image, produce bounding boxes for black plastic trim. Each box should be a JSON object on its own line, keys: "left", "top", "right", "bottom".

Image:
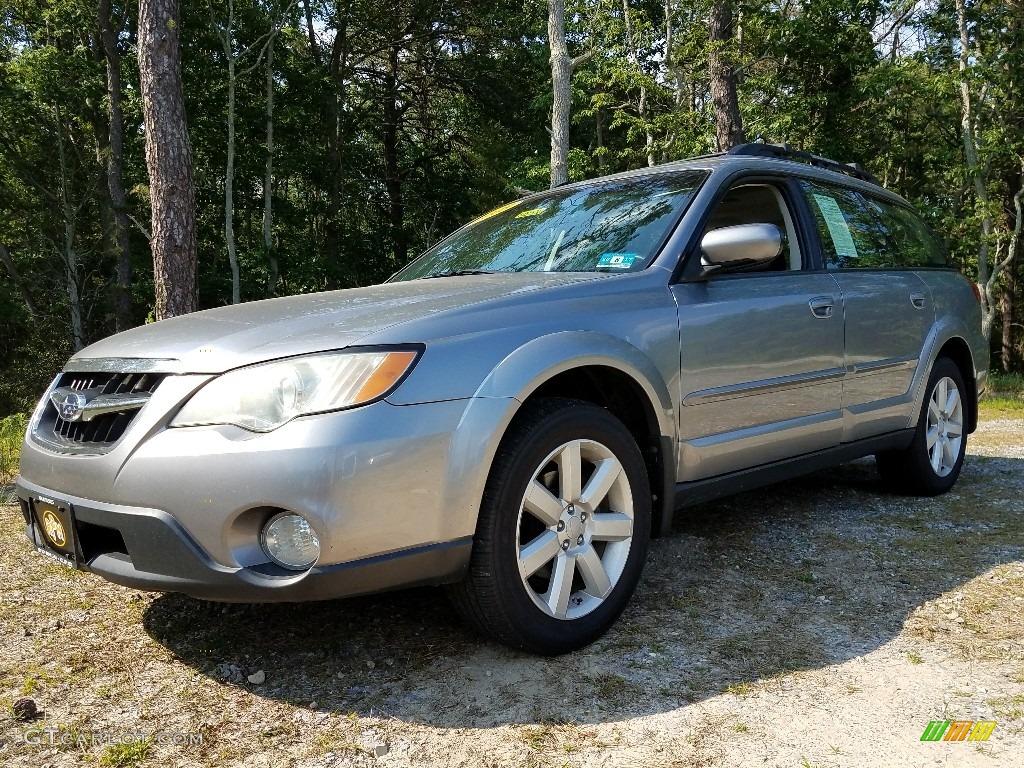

{"left": 727, "top": 143, "right": 881, "bottom": 185}
{"left": 673, "top": 430, "right": 915, "bottom": 509}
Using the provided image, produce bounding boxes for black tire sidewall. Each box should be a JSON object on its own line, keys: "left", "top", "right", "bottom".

{"left": 480, "top": 400, "right": 651, "bottom": 654}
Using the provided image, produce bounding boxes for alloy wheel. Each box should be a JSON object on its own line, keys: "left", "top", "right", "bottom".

{"left": 515, "top": 439, "right": 634, "bottom": 621}
{"left": 926, "top": 375, "right": 964, "bottom": 477}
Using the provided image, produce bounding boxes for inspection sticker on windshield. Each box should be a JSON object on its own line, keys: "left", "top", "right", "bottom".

{"left": 598, "top": 253, "right": 638, "bottom": 269}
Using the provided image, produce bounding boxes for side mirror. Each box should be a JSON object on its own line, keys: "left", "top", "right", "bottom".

{"left": 700, "top": 223, "right": 783, "bottom": 274}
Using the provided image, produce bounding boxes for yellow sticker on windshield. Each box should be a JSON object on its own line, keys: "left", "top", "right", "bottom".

{"left": 515, "top": 207, "right": 546, "bottom": 219}
{"left": 469, "top": 200, "right": 521, "bottom": 225}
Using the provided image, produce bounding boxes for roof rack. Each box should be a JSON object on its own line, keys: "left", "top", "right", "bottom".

{"left": 727, "top": 142, "right": 881, "bottom": 186}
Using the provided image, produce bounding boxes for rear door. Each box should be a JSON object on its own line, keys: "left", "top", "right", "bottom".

{"left": 671, "top": 177, "right": 845, "bottom": 482}
{"left": 797, "top": 180, "right": 933, "bottom": 441}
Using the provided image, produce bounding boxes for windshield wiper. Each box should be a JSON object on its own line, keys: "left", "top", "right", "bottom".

{"left": 418, "top": 269, "right": 495, "bottom": 279}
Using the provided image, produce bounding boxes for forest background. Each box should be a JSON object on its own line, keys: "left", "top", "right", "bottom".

{"left": 1, "top": 0, "right": 1022, "bottom": 420}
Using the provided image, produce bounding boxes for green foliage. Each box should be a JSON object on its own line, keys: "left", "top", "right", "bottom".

{"left": 0, "top": 0, "right": 1023, "bottom": 386}
{"left": 0, "top": 413, "right": 29, "bottom": 487}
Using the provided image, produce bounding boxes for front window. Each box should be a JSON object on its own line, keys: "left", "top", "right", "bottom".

{"left": 391, "top": 171, "right": 707, "bottom": 280}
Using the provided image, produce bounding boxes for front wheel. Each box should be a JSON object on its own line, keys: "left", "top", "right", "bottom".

{"left": 876, "top": 357, "right": 968, "bottom": 496}
{"left": 449, "top": 398, "right": 651, "bottom": 654}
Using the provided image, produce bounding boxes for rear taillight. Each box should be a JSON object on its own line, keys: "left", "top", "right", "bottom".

{"left": 970, "top": 282, "right": 982, "bottom": 303}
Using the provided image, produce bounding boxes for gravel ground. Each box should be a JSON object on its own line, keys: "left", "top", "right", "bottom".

{"left": 1, "top": 417, "right": 1022, "bottom": 767}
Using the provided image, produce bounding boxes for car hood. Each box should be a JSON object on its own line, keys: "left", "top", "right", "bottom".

{"left": 69, "top": 273, "right": 603, "bottom": 374}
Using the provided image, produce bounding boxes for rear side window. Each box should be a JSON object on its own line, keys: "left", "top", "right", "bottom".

{"left": 798, "top": 180, "right": 890, "bottom": 269}
{"left": 862, "top": 197, "right": 950, "bottom": 268}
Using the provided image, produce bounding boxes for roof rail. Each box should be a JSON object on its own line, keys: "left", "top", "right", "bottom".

{"left": 727, "top": 142, "right": 881, "bottom": 186}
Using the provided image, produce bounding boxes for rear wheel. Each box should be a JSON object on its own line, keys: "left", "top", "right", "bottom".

{"left": 449, "top": 398, "right": 651, "bottom": 654}
{"left": 876, "top": 357, "right": 968, "bottom": 496}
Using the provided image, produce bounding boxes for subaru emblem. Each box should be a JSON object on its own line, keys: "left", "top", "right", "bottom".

{"left": 51, "top": 391, "right": 89, "bottom": 422}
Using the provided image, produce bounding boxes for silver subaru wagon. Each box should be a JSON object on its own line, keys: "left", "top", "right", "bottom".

{"left": 16, "top": 144, "right": 988, "bottom": 654}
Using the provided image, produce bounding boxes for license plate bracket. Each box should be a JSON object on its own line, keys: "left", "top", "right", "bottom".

{"left": 31, "top": 497, "right": 80, "bottom": 569}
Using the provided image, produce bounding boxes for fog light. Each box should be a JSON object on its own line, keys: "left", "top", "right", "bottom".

{"left": 260, "top": 512, "right": 320, "bottom": 570}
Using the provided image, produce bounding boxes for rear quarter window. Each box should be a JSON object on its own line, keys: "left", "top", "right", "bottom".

{"left": 862, "top": 196, "right": 950, "bottom": 268}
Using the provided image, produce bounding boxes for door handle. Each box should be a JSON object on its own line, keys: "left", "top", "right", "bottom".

{"left": 910, "top": 292, "right": 927, "bottom": 309}
{"left": 808, "top": 297, "right": 834, "bottom": 319}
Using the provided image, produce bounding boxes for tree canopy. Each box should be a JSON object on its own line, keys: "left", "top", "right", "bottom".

{"left": 1, "top": 0, "right": 1022, "bottom": 415}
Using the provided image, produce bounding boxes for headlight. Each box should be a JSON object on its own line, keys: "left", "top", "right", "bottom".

{"left": 171, "top": 348, "right": 419, "bottom": 432}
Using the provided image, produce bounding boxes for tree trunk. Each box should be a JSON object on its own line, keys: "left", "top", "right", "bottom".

{"left": 98, "top": 0, "right": 133, "bottom": 331}
{"left": 708, "top": 0, "right": 745, "bottom": 150}
{"left": 138, "top": 0, "right": 198, "bottom": 319}
{"left": 62, "top": 228, "right": 84, "bottom": 351}
{"left": 665, "top": 0, "right": 685, "bottom": 110}
{"left": 548, "top": 0, "right": 571, "bottom": 187}
{"left": 264, "top": 33, "right": 279, "bottom": 297}
{"left": 622, "top": 0, "right": 654, "bottom": 166}
{"left": 225, "top": 53, "right": 240, "bottom": 304}
{"left": 955, "top": 0, "right": 997, "bottom": 338}
{"left": 54, "top": 104, "right": 84, "bottom": 351}
{"left": 303, "top": 0, "right": 321, "bottom": 65}
{"left": 325, "top": 3, "right": 351, "bottom": 280}
{"left": 1001, "top": 272, "right": 1015, "bottom": 371}
{"left": 382, "top": 36, "right": 406, "bottom": 264}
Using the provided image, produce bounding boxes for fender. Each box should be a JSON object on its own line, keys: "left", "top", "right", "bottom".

{"left": 474, "top": 331, "right": 676, "bottom": 436}
{"left": 441, "top": 331, "right": 678, "bottom": 540}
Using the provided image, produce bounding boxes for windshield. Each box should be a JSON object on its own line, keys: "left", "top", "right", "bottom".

{"left": 391, "top": 171, "right": 707, "bottom": 280}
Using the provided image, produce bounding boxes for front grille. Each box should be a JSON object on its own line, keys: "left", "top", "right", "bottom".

{"left": 36, "top": 371, "right": 166, "bottom": 450}
{"left": 55, "top": 409, "right": 136, "bottom": 444}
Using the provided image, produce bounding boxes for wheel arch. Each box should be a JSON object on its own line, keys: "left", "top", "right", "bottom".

{"left": 472, "top": 332, "right": 677, "bottom": 538}
{"left": 909, "top": 315, "right": 982, "bottom": 437}
{"left": 935, "top": 336, "right": 979, "bottom": 434}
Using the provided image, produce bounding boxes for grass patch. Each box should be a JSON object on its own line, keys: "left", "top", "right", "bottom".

{"left": 520, "top": 725, "right": 551, "bottom": 751}
{"left": 907, "top": 650, "right": 924, "bottom": 665}
{"left": 592, "top": 672, "right": 629, "bottom": 699}
{"left": 988, "top": 372, "right": 1024, "bottom": 396}
{"left": 724, "top": 681, "right": 755, "bottom": 697}
{"left": 905, "top": 563, "right": 1024, "bottom": 662}
{"left": 519, "top": 721, "right": 591, "bottom": 752}
{"left": 978, "top": 396, "right": 1024, "bottom": 419}
{"left": 986, "top": 694, "right": 1024, "bottom": 721}
{"left": 980, "top": 373, "right": 1024, "bottom": 419}
{"left": 99, "top": 739, "right": 152, "bottom": 767}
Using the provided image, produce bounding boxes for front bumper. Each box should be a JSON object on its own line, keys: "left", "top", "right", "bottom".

{"left": 15, "top": 486, "right": 471, "bottom": 601}
{"left": 17, "top": 395, "right": 516, "bottom": 601}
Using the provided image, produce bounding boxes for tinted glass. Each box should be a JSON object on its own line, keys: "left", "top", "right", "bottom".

{"left": 862, "top": 196, "right": 950, "bottom": 268}
{"left": 392, "top": 171, "right": 707, "bottom": 280}
{"left": 799, "top": 180, "right": 891, "bottom": 269}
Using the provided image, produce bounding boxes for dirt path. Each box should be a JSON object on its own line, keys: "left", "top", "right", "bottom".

{"left": 2, "top": 420, "right": 1022, "bottom": 767}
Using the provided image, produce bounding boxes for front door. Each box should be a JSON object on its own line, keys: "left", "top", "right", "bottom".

{"left": 671, "top": 180, "right": 845, "bottom": 482}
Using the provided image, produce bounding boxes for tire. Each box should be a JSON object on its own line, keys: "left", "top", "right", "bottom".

{"left": 448, "top": 397, "right": 651, "bottom": 654}
{"left": 876, "top": 357, "right": 968, "bottom": 496}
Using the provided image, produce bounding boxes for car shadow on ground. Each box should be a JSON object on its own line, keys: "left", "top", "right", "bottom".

{"left": 143, "top": 454, "right": 1024, "bottom": 728}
